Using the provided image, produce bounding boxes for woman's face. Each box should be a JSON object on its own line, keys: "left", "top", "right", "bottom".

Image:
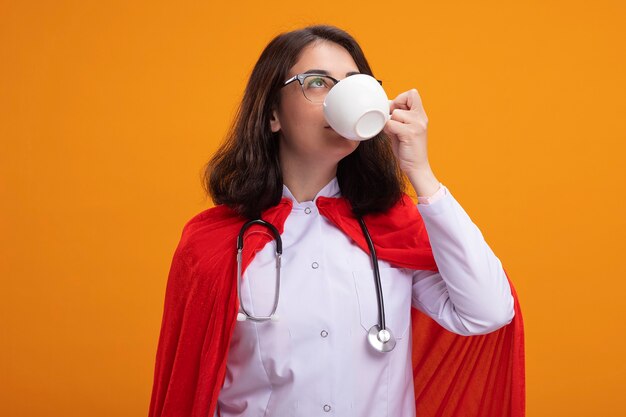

{"left": 271, "top": 41, "right": 361, "bottom": 167}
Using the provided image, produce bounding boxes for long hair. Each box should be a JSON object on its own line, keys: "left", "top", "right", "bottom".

{"left": 204, "top": 25, "right": 404, "bottom": 219}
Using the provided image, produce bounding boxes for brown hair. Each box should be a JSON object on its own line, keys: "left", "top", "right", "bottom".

{"left": 203, "top": 24, "right": 404, "bottom": 219}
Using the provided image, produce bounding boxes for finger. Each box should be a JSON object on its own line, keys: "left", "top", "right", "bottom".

{"left": 383, "top": 119, "right": 411, "bottom": 138}
{"left": 389, "top": 100, "right": 410, "bottom": 113}
{"left": 389, "top": 89, "right": 424, "bottom": 113}
{"left": 390, "top": 108, "right": 421, "bottom": 124}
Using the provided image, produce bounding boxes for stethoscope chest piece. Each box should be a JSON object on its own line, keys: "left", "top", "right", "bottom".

{"left": 368, "top": 324, "right": 396, "bottom": 352}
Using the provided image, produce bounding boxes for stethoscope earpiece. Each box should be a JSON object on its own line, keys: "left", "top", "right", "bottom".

{"left": 237, "top": 312, "right": 280, "bottom": 322}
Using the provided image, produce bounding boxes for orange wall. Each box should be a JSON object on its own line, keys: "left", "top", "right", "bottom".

{"left": 1, "top": 1, "right": 625, "bottom": 416}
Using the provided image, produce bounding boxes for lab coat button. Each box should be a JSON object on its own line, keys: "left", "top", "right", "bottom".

{"left": 320, "top": 330, "right": 328, "bottom": 338}
{"left": 312, "top": 262, "right": 319, "bottom": 269}
{"left": 304, "top": 207, "right": 312, "bottom": 214}
{"left": 323, "top": 404, "right": 332, "bottom": 412}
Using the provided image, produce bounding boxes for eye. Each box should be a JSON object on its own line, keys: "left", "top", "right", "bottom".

{"left": 306, "top": 76, "right": 330, "bottom": 88}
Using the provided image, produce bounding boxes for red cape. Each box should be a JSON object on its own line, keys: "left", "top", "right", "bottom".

{"left": 148, "top": 194, "right": 525, "bottom": 417}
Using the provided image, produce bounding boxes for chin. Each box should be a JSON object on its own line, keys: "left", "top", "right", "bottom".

{"left": 326, "top": 138, "right": 359, "bottom": 162}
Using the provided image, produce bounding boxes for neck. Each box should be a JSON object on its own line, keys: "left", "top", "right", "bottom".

{"left": 280, "top": 156, "right": 338, "bottom": 203}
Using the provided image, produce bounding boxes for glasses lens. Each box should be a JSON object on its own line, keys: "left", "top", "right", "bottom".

{"left": 302, "top": 75, "right": 336, "bottom": 103}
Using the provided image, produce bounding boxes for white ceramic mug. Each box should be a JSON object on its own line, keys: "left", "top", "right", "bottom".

{"left": 323, "top": 74, "right": 391, "bottom": 141}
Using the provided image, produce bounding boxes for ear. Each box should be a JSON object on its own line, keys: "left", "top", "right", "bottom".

{"left": 269, "top": 108, "right": 281, "bottom": 133}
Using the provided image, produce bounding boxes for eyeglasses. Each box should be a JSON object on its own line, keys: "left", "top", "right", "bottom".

{"left": 282, "top": 73, "right": 383, "bottom": 104}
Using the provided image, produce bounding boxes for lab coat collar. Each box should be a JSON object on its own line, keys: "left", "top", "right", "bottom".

{"left": 281, "top": 177, "right": 341, "bottom": 205}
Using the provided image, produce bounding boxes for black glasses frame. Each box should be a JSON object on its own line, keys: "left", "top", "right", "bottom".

{"left": 282, "top": 73, "right": 383, "bottom": 102}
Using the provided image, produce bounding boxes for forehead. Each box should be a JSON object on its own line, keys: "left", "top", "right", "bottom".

{"left": 288, "top": 41, "right": 360, "bottom": 78}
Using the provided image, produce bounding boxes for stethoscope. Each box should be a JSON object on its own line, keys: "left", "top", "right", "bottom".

{"left": 235, "top": 217, "right": 396, "bottom": 353}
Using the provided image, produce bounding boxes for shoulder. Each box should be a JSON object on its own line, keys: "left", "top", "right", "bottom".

{"left": 395, "top": 193, "right": 420, "bottom": 212}
{"left": 175, "top": 204, "right": 244, "bottom": 265}
{"left": 362, "top": 193, "right": 430, "bottom": 248}
{"left": 365, "top": 193, "right": 421, "bottom": 223}
{"left": 181, "top": 204, "right": 240, "bottom": 236}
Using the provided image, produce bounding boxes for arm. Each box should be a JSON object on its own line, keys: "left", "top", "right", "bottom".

{"left": 148, "top": 226, "right": 229, "bottom": 417}
{"left": 411, "top": 183, "right": 515, "bottom": 335}
{"left": 383, "top": 88, "right": 514, "bottom": 335}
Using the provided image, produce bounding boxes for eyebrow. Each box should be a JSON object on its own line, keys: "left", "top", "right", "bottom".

{"left": 302, "top": 69, "right": 360, "bottom": 77}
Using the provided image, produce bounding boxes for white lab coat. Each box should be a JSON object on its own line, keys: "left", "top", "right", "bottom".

{"left": 214, "top": 177, "right": 514, "bottom": 417}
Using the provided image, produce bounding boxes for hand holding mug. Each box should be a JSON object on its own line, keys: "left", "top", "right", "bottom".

{"left": 323, "top": 76, "right": 431, "bottom": 175}
{"left": 383, "top": 89, "right": 431, "bottom": 176}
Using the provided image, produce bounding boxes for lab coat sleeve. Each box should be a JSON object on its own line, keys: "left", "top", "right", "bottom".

{"left": 411, "top": 187, "right": 515, "bottom": 335}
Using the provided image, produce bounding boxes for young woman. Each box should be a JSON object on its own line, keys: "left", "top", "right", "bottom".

{"left": 148, "top": 25, "right": 525, "bottom": 417}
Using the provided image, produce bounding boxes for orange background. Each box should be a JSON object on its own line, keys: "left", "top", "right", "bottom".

{"left": 1, "top": 1, "right": 624, "bottom": 416}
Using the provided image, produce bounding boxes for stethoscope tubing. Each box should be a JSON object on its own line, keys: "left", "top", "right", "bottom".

{"left": 236, "top": 215, "right": 395, "bottom": 351}
{"left": 357, "top": 217, "right": 387, "bottom": 334}
{"left": 236, "top": 219, "right": 282, "bottom": 322}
